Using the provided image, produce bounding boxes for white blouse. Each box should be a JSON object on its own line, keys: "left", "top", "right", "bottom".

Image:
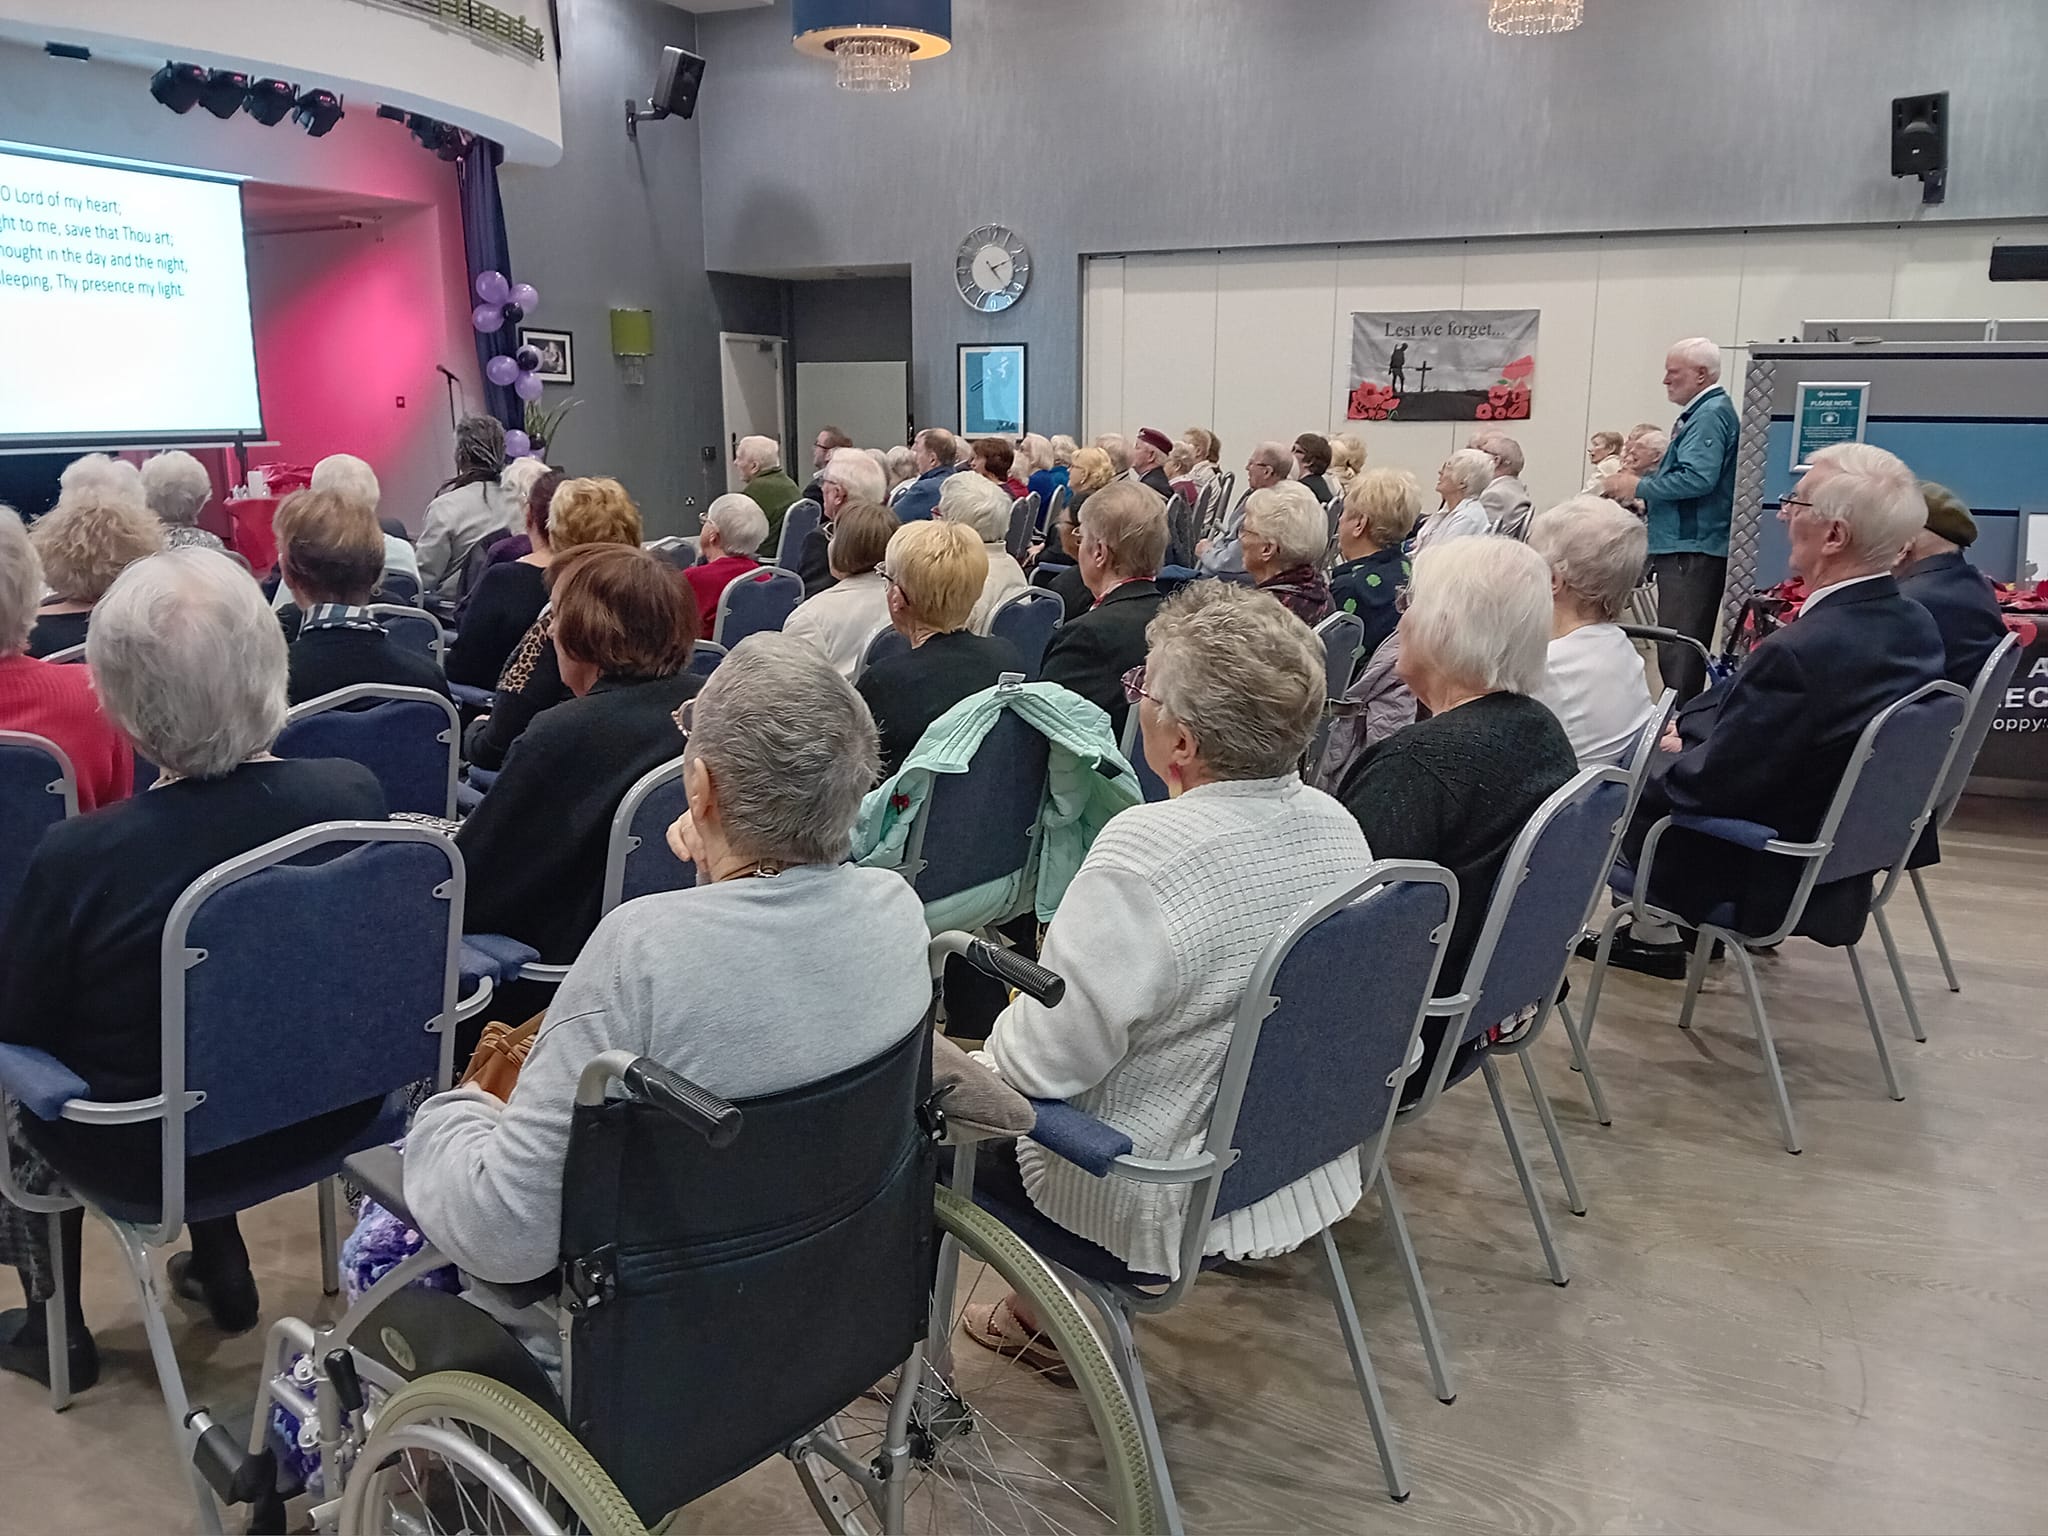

{"left": 1534, "top": 622, "right": 1655, "bottom": 768}
{"left": 1412, "top": 497, "right": 1490, "bottom": 553}
{"left": 983, "top": 775, "right": 1373, "bottom": 1278}
{"left": 783, "top": 571, "right": 891, "bottom": 678}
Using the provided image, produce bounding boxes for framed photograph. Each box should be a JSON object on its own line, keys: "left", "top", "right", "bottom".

{"left": 518, "top": 327, "right": 575, "bottom": 386}
{"left": 958, "top": 342, "right": 1026, "bottom": 437}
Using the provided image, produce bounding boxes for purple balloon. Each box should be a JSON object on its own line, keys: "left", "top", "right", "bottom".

{"left": 514, "top": 372, "right": 544, "bottom": 403}
{"left": 472, "top": 303, "right": 505, "bottom": 334}
{"left": 514, "top": 345, "right": 543, "bottom": 373}
{"left": 475, "top": 270, "right": 510, "bottom": 305}
{"left": 509, "top": 282, "right": 539, "bottom": 312}
{"left": 485, "top": 354, "right": 520, "bottom": 387}
{"left": 499, "top": 302, "right": 525, "bottom": 327}
{"left": 504, "top": 429, "right": 531, "bottom": 458}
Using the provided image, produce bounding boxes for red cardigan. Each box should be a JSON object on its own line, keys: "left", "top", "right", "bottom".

{"left": 683, "top": 555, "right": 761, "bottom": 640}
{"left": 0, "top": 652, "right": 134, "bottom": 811}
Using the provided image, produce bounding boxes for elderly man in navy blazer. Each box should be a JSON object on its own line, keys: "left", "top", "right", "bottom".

{"left": 891, "top": 427, "right": 963, "bottom": 523}
{"left": 1896, "top": 482, "right": 2008, "bottom": 687}
{"left": 1604, "top": 337, "right": 1741, "bottom": 703}
{"left": 1600, "top": 443, "right": 1944, "bottom": 976}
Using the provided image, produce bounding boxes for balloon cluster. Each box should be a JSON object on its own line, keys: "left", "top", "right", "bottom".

{"left": 471, "top": 270, "right": 545, "bottom": 453}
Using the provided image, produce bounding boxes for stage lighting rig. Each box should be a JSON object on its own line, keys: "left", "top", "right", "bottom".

{"left": 243, "top": 78, "right": 299, "bottom": 127}
{"left": 149, "top": 61, "right": 208, "bottom": 114}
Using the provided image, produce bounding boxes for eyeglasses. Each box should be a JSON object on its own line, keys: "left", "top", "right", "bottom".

{"left": 876, "top": 563, "right": 899, "bottom": 589}
{"left": 1120, "top": 664, "right": 1157, "bottom": 707}
{"left": 672, "top": 698, "right": 697, "bottom": 737}
{"left": 1394, "top": 585, "right": 1413, "bottom": 613}
{"left": 1779, "top": 496, "right": 1815, "bottom": 513}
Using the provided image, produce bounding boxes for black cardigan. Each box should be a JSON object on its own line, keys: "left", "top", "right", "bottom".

{"left": 456, "top": 671, "right": 701, "bottom": 963}
{"left": 446, "top": 561, "right": 549, "bottom": 688}
{"left": 287, "top": 626, "right": 452, "bottom": 707}
{"left": 856, "top": 629, "right": 1022, "bottom": 776}
{"left": 1037, "top": 579, "right": 1164, "bottom": 738}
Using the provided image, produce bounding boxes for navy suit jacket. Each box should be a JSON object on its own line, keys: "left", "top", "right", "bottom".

{"left": 892, "top": 464, "right": 959, "bottom": 523}
{"left": 1898, "top": 549, "right": 2007, "bottom": 688}
{"left": 1630, "top": 574, "right": 1944, "bottom": 941}
{"left": 1037, "top": 579, "right": 1165, "bottom": 739}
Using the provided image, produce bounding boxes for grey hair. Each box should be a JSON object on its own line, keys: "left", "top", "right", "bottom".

{"left": 1048, "top": 434, "right": 1078, "bottom": 466}
{"left": 1403, "top": 535, "right": 1552, "bottom": 697}
{"left": 310, "top": 454, "right": 382, "bottom": 514}
{"left": 1241, "top": 482, "right": 1329, "bottom": 568}
{"left": 501, "top": 455, "right": 550, "bottom": 507}
{"left": 1251, "top": 440, "right": 1292, "bottom": 476}
{"left": 884, "top": 445, "right": 919, "bottom": 489}
{"left": 1094, "top": 433, "right": 1130, "bottom": 475}
{"left": 1016, "top": 433, "right": 1052, "bottom": 475}
{"left": 1669, "top": 336, "right": 1722, "bottom": 380}
{"left": 1802, "top": 443, "right": 1928, "bottom": 568}
{"left": 703, "top": 493, "right": 770, "bottom": 556}
{"left": 0, "top": 507, "right": 42, "bottom": 653}
{"left": 1144, "top": 583, "right": 1324, "bottom": 780}
{"left": 683, "top": 633, "right": 879, "bottom": 865}
{"left": 141, "top": 451, "right": 213, "bottom": 527}
{"left": 937, "top": 470, "right": 1012, "bottom": 542}
{"left": 1470, "top": 431, "right": 1524, "bottom": 478}
{"left": 87, "top": 548, "right": 288, "bottom": 779}
{"left": 1441, "top": 448, "right": 1496, "bottom": 501}
{"left": 735, "top": 435, "right": 781, "bottom": 476}
{"left": 1629, "top": 429, "right": 1670, "bottom": 465}
{"left": 823, "top": 445, "right": 886, "bottom": 505}
{"left": 1529, "top": 496, "right": 1648, "bottom": 622}
{"left": 60, "top": 453, "right": 146, "bottom": 511}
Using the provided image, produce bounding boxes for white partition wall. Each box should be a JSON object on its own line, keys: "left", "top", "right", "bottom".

{"left": 1085, "top": 221, "right": 2048, "bottom": 510}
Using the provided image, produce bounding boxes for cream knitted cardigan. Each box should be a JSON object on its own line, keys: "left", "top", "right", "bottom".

{"left": 983, "top": 774, "right": 1373, "bottom": 1278}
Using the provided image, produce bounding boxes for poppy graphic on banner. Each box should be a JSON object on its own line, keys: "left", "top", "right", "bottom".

{"left": 1347, "top": 309, "right": 1538, "bottom": 423}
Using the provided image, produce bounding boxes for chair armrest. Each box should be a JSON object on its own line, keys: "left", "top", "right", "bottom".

{"left": 449, "top": 683, "right": 494, "bottom": 712}
{"left": 343, "top": 1144, "right": 417, "bottom": 1229}
{"left": 514, "top": 962, "right": 573, "bottom": 987}
{"left": 466, "top": 766, "right": 501, "bottom": 794}
{"left": 1667, "top": 813, "right": 1779, "bottom": 851}
{"left": 463, "top": 933, "right": 543, "bottom": 981}
{"left": 0, "top": 1043, "right": 89, "bottom": 1121}
{"left": 1027, "top": 1099, "right": 1134, "bottom": 1177}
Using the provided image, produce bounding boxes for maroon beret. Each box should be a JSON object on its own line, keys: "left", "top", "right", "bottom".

{"left": 1137, "top": 427, "right": 1173, "bottom": 456}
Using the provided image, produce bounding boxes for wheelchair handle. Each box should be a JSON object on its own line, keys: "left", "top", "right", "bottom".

{"left": 575, "top": 1050, "right": 744, "bottom": 1148}
{"left": 929, "top": 931, "right": 1066, "bottom": 1007}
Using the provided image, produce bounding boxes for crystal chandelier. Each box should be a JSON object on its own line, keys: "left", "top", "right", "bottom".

{"left": 1488, "top": 0, "right": 1585, "bottom": 36}
{"left": 833, "top": 35, "right": 916, "bottom": 93}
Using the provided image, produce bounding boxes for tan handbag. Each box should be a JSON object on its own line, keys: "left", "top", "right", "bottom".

{"left": 457, "top": 1010, "right": 546, "bottom": 1101}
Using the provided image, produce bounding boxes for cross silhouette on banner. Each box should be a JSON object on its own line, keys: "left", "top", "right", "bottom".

{"left": 1413, "top": 359, "right": 1432, "bottom": 395}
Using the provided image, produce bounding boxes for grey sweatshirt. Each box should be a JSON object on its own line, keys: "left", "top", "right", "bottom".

{"left": 405, "top": 862, "right": 933, "bottom": 1283}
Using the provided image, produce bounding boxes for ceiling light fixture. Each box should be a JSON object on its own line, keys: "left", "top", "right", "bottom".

{"left": 243, "top": 78, "right": 299, "bottom": 127}
{"left": 793, "top": 0, "right": 951, "bottom": 93}
{"left": 1487, "top": 0, "right": 1585, "bottom": 37}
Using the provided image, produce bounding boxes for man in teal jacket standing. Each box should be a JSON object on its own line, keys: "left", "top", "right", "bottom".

{"left": 1604, "top": 337, "right": 1739, "bottom": 701}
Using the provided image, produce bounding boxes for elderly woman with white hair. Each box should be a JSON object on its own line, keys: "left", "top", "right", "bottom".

{"left": 962, "top": 584, "right": 1371, "bottom": 1347}
{"left": 1414, "top": 448, "right": 1496, "bottom": 555}
{"left": 684, "top": 492, "right": 770, "bottom": 639}
{"left": 1333, "top": 536, "right": 1575, "bottom": 1040}
{"left": 27, "top": 458, "right": 165, "bottom": 657}
{"left": 0, "top": 549, "right": 386, "bottom": 1382}
{"left": 1240, "top": 481, "right": 1335, "bottom": 624}
{"left": 307, "top": 452, "right": 421, "bottom": 598}
{"left": 1529, "top": 497, "right": 1655, "bottom": 767}
{"left": 139, "top": 451, "right": 225, "bottom": 552}
{"left": 939, "top": 469, "right": 1029, "bottom": 632}
{"left": 405, "top": 634, "right": 931, "bottom": 1296}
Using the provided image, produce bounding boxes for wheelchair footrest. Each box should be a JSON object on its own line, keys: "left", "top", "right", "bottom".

{"left": 188, "top": 1409, "right": 278, "bottom": 1506}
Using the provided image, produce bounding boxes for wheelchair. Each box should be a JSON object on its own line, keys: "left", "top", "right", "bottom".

{"left": 214, "top": 933, "right": 1158, "bottom": 1535}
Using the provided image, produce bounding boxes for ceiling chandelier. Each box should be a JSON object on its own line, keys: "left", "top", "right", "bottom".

{"left": 1488, "top": 0, "right": 1585, "bottom": 36}
{"left": 793, "top": 0, "right": 953, "bottom": 93}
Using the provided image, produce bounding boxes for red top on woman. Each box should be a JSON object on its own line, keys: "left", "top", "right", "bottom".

{"left": 0, "top": 653, "right": 134, "bottom": 811}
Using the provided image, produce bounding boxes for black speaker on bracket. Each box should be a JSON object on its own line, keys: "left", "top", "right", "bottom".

{"left": 1891, "top": 91, "right": 1947, "bottom": 205}
{"left": 627, "top": 45, "right": 706, "bottom": 137}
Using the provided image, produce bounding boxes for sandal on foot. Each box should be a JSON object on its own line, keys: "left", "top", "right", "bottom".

{"left": 961, "top": 1295, "right": 1071, "bottom": 1384}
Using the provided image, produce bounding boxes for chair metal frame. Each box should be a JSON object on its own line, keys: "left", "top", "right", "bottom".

{"left": 1117, "top": 702, "right": 1171, "bottom": 803}
{"left": 855, "top": 622, "right": 909, "bottom": 681}
{"left": 0, "top": 823, "right": 473, "bottom": 1532}
{"left": 685, "top": 638, "right": 727, "bottom": 679}
{"left": 1577, "top": 680, "right": 1969, "bottom": 1154}
{"left": 961, "top": 862, "right": 1458, "bottom": 1532}
{"left": 1312, "top": 610, "right": 1366, "bottom": 701}
{"left": 0, "top": 727, "right": 79, "bottom": 819}
{"left": 1003, "top": 491, "right": 1041, "bottom": 558}
{"left": 1884, "top": 633, "right": 2022, "bottom": 1018}
{"left": 372, "top": 568, "right": 422, "bottom": 607}
{"left": 1039, "top": 481, "right": 1069, "bottom": 536}
{"left": 984, "top": 585, "right": 1063, "bottom": 680}
{"left": 280, "top": 683, "right": 463, "bottom": 820}
{"left": 40, "top": 642, "right": 87, "bottom": 664}
{"left": 773, "top": 498, "right": 822, "bottom": 571}
{"left": 364, "top": 603, "right": 448, "bottom": 667}
{"left": 711, "top": 565, "right": 804, "bottom": 649}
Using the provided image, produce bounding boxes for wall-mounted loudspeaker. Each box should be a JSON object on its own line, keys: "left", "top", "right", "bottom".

{"left": 1891, "top": 91, "right": 1947, "bottom": 205}
{"left": 627, "top": 45, "right": 706, "bottom": 139}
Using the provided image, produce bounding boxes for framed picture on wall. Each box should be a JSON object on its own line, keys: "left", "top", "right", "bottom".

{"left": 519, "top": 327, "right": 575, "bottom": 386}
{"left": 958, "top": 343, "right": 1026, "bottom": 437}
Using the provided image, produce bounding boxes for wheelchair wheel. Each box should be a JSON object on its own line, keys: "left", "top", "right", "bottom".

{"left": 340, "top": 1370, "right": 642, "bottom": 1536}
{"left": 792, "top": 1185, "right": 1159, "bottom": 1534}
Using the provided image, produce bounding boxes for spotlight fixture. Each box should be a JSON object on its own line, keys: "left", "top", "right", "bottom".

{"left": 199, "top": 68, "right": 251, "bottom": 119}
{"left": 291, "top": 88, "right": 345, "bottom": 137}
{"left": 402, "top": 112, "right": 469, "bottom": 160}
{"left": 243, "top": 77, "right": 298, "bottom": 127}
{"left": 376, "top": 104, "right": 409, "bottom": 124}
{"left": 149, "top": 61, "right": 208, "bottom": 115}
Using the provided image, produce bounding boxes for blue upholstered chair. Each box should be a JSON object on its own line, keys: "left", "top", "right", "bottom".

{"left": 1004, "top": 492, "right": 1040, "bottom": 559}
{"left": 963, "top": 862, "right": 1457, "bottom": 1531}
{"left": 711, "top": 566, "right": 803, "bottom": 649}
{"left": 685, "top": 638, "right": 727, "bottom": 679}
{"left": 1313, "top": 610, "right": 1365, "bottom": 700}
{"left": 1039, "top": 481, "right": 1069, "bottom": 536}
{"left": 986, "top": 586, "right": 1063, "bottom": 680}
{"left": 1117, "top": 702, "right": 1171, "bottom": 804}
{"left": 1578, "top": 681, "right": 1969, "bottom": 1153}
{"left": 1882, "top": 632, "right": 2022, "bottom": 1021}
{"left": 448, "top": 681, "right": 495, "bottom": 714}
{"left": 365, "top": 604, "right": 447, "bottom": 667}
{"left": 855, "top": 623, "right": 909, "bottom": 680}
{"left": 773, "top": 498, "right": 821, "bottom": 571}
{"left": 1385, "top": 765, "right": 1631, "bottom": 1404}
{"left": 0, "top": 823, "right": 473, "bottom": 1510}
{"left": 371, "top": 568, "right": 421, "bottom": 607}
{"left": 276, "top": 684, "right": 462, "bottom": 820}
{"left": 900, "top": 689, "right": 1049, "bottom": 920}
{"left": 0, "top": 730, "right": 76, "bottom": 932}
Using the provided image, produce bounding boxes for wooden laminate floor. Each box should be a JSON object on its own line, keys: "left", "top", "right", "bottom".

{"left": 3, "top": 799, "right": 2044, "bottom": 1533}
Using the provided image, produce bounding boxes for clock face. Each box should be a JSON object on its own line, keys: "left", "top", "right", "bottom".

{"left": 957, "top": 224, "right": 1030, "bottom": 313}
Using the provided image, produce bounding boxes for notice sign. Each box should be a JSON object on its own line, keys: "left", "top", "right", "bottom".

{"left": 1792, "top": 381, "right": 1869, "bottom": 470}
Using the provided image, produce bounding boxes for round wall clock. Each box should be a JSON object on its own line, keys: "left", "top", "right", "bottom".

{"left": 956, "top": 224, "right": 1030, "bottom": 313}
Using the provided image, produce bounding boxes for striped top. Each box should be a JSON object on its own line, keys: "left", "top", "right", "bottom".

{"left": 985, "top": 774, "right": 1372, "bottom": 1278}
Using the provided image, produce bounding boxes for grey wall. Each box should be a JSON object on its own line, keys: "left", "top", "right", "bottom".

{"left": 501, "top": 0, "right": 724, "bottom": 536}
{"left": 694, "top": 0, "right": 2048, "bottom": 433}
